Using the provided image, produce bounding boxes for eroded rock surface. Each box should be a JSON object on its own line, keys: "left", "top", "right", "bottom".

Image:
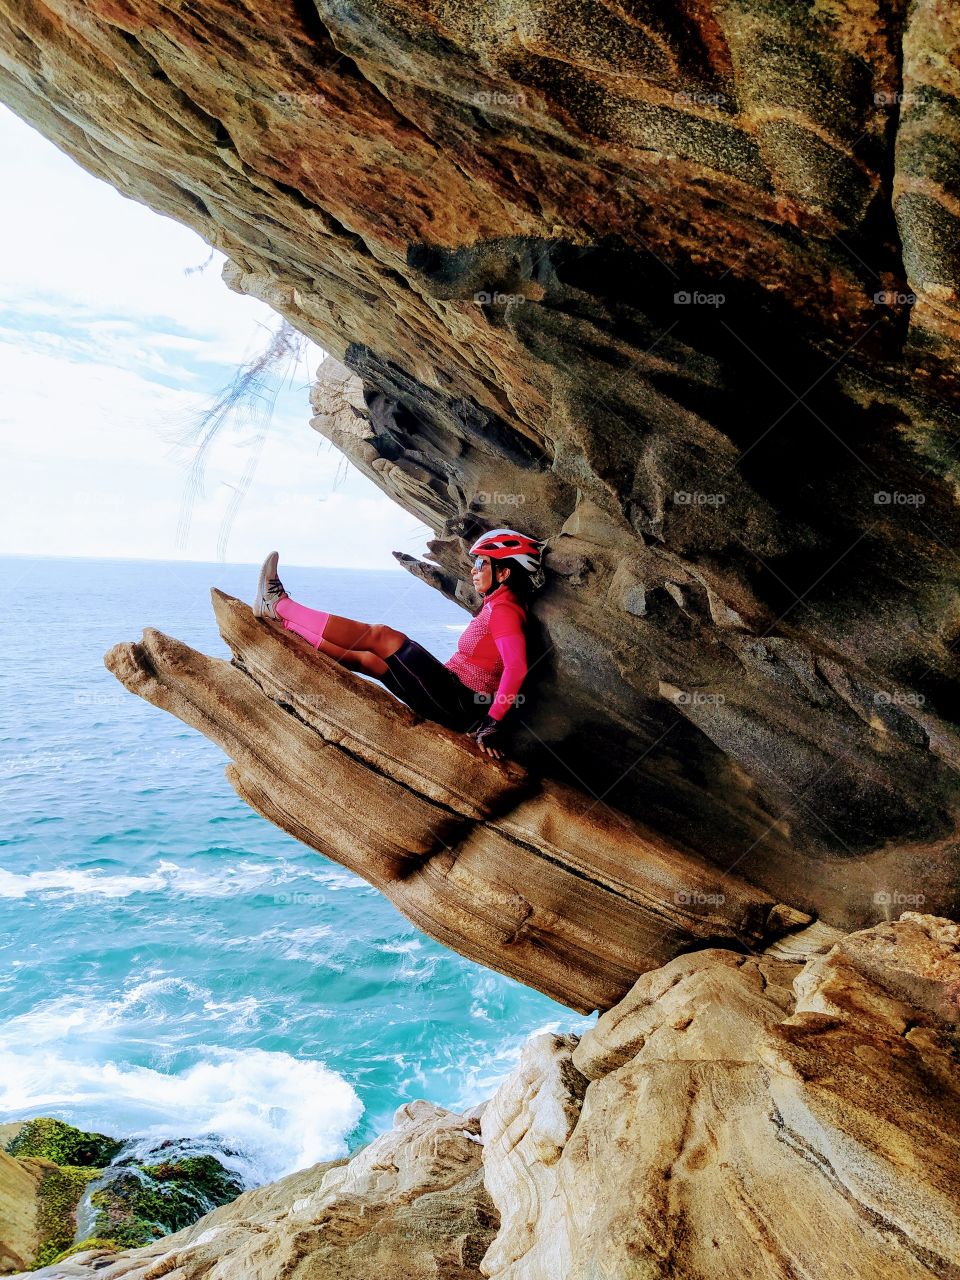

{"left": 0, "top": 1149, "right": 47, "bottom": 1274}
{"left": 105, "top": 590, "right": 798, "bottom": 1012}
{"left": 16, "top": 1101, "right": 496, "bottom": 1280}
{"left": 19, "top": 916, "right": 959, "bottom": 1280}
{"left": 1, "top": 1, "right": 959, "bottom": 925}
{"left": 481, "top": 913, "right": 960, "bottom": 1279}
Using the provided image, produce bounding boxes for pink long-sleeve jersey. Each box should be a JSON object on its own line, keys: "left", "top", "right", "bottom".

{"left": 444, "top": 584, "right": 528, "bottom": 722}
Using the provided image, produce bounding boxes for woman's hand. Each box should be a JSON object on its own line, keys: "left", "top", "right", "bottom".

{"left": 471, "top": 715, "right": 506, "bottom": 760}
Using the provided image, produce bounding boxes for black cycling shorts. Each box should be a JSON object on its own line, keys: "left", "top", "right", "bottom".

{"left": 382, "top": 638, "right": 489, "bottom": 732}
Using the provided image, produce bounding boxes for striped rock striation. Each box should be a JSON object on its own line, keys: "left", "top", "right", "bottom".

{"left": 480, "top": 911, "right": 960, "bottom": 1279}
{"left": 105, "top": 590, "right": 806, "bottom": 1013}
{"left": 1, "top": 0, "right": 960, "bottom": 928}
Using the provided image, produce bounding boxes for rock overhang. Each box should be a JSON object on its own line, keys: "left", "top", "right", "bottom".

{"left": 0, "top": 0, "right": 956, "bottom": 938}
{"left": 104, "top": 590, "right": 808, "bottom": 1012}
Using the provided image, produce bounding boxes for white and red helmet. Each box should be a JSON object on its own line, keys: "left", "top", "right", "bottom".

{"left": 469, "top": 528, "right": 546, "bottom": 577}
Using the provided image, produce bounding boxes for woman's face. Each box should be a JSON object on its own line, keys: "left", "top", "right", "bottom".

{"left": 471, "top": 555, "right": 495, "bottom": 594}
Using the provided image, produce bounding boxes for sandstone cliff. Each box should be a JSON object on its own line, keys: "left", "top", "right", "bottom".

{"left": 106, "top": 589, "right": 807, "bottom": 1011}
{"left": 14, "top": 916, "right": 960, "bottom": 1279}
{"left": 3, "top": 9, "right": 960, "bottom": 1276}
{"left": 482, "top": 912, "right": 960, "bottom": 1278}
{"left": 2, "top": 0, "right": 959, "bottom": 928}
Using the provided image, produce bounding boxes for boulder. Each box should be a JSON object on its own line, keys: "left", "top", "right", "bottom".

{"left": 17, "top": 1103, "right": 496, "bottom": 1280}
{"left": 479, "top": 914, "right": 960, "bottom": 1279}
{"left": 0, "top": 1149, "right": 48, "bottom": 1275}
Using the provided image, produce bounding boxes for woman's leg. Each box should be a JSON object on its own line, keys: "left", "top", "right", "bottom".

{"left": 321, "top": 615, "right": 407, "bottom": 657}
{"left": 275, "top": 597, "right": 330, "bottom": 647}
{"left": 315, "top": 634, "right": 388, "bottom": 678}
{"left": 256, "top": 557, "right": 404, "bottom": 664}
{"left": 380, "top": 637, "right": 481, "bottom": 728}
{"left": 275, "top": 597, "right": 397, "bottom": 677}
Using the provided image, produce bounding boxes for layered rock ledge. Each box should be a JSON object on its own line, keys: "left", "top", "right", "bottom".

{"left": 105, "top": 590, "right": 807, "bottom": 1012}
{"left": 15, "top": 915, "right": 960, "bottom": 1280}
{"left": 2, "top": 0, "right": 960, "bottom": 924}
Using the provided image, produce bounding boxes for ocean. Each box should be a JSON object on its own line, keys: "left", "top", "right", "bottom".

{"left": 0, "top": 555, "right": 590, "bottom": 1189}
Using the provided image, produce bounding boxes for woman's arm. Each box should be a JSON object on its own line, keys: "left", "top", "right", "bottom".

{"left": 471, "top": 607, "right": 528, "bottom": 757}
{"left": 487, "top": 630, "right": 528, "bottom": 721}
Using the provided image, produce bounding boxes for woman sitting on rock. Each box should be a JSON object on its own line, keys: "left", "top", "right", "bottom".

{"left": 253, "top": 529, "right": 546, "bottom": 759}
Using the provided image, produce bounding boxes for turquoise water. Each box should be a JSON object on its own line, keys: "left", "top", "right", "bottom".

{"left": 0, "top": 556, "right": 589, "bottom": 1186}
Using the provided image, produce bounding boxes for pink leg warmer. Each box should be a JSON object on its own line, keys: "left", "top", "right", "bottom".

{"left": 275, "top": 597, "right": 331, "bottom": 649}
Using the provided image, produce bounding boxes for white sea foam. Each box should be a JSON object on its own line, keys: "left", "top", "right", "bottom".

{"left": 311, "top": 867, "right": 369, "bottom": 893}
{"left": 0, "top": 1044, "right": 363, "bottom": 1184}
{"left": 0, "top": 866, "right": 168, "bottom": 899}
{"left": 148, "top": 859, "right": 285, "bottom": 898}
{"left": 222, "top": 924, "right": 335, "bottom": 961}
{"left": 469, "top": 972, "right": 498, "bottom": 1021}
{"left": 0, "top": 858, "right": 338, "bottom": 902}
{"left": 397, "top": 952, "right": 441, "bottom": 984}
{"left": 1, "top": 979, "right": 212, "bottom": 1044}
{"left": 379, "top": 939, "right": 422, "bottom": 955}
{"left": 199, "top": 994, "right": 267, "bottom": 1034}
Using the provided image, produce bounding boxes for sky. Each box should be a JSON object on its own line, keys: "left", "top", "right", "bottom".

{"left": 0, "top": 106, "right": 429, "bottom": 568}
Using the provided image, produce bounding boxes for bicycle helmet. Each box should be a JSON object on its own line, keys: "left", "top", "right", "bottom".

{"left": 469, "top": 528, "right": 546, "bottom": 587}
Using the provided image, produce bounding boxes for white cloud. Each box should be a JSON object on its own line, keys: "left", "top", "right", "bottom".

{"left": 0, "top": 105, "right": 427, "bottom": 567}
{"left": 0, "top": 340, "right": 430, "bottom": 566}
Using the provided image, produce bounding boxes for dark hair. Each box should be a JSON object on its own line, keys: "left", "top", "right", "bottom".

{"left": 493, "top": 560, "right": 537, "bottom": 603}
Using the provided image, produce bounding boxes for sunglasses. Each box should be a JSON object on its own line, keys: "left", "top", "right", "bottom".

{"left": 472, "top": 556, "right": 490, "bottom": 571}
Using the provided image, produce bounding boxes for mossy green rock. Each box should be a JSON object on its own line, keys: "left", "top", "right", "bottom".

{"left": 43, "top": 1236, "right": 119, "bottom": 1265}
{"left": 3, "top": 1119, "right": 242, "bottom": 1269}
{"left": 32, "top": 1165, "right": 102, "bottom": 1269}
{"left": 8, "top": 1117, "right": 124, "bottom": 1168}
{"left": 88, "top": 1153, "right": 244, "bottom": 1248}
